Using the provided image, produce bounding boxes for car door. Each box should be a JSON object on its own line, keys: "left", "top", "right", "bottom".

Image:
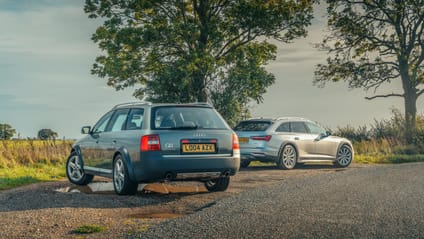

{"left": 305, "top": 121, "right": 337, "bottom": 159}
{"left": 290, "top": 121, "right": 316, "bottom": 159}
{"left": 96, "top": 108, "right": 130, "bottom": 170}
{"left": 80, "top": 110, "right": 114, "bottom": 169}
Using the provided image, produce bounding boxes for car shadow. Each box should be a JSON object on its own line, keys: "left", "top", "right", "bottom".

{"left": 241, "top": 163, "right": 346, "bottom": 171}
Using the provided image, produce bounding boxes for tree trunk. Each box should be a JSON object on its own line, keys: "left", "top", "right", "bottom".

{"left": 400, "top": 59, "right": 417, "bottom": 143}
{"left": 404, "top": 91, "right": 417, "bottom": 144}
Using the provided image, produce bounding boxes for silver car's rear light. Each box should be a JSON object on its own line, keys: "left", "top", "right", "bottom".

{"left": 250, "top": 135, "right": 272, "bottom": 141}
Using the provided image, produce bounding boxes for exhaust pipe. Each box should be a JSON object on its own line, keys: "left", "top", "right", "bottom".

{"left": 222, "top": 171, "right": 231, "bottom": 177}
{"left": 165, "top": 172, "right": 173, "bottom": 181}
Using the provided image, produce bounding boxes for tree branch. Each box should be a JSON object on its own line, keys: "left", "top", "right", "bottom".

{"left": 365, "top": 93, "right": 404, "bottom": 100}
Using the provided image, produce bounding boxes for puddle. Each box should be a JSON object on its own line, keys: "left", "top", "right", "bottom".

{"left": 56, "top": 182, "right": 205, "bottom": 194}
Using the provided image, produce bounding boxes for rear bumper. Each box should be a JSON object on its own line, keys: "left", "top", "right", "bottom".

{"left": 131, "top": 152, "right": 240, "bottom": 182}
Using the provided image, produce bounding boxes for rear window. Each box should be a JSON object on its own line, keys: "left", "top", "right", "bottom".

{"left": 151, "top": 106, "right": 228, "bottom": 130}
{"left": 234, "top": 121, "right": 272, "bottom": 131}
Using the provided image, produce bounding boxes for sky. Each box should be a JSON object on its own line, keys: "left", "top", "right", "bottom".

{"left": 0, "top": 1, "right": 422, "bottom": 139}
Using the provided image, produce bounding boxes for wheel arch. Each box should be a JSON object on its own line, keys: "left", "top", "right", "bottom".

{"left": 337, "top": 141, "right": 354, "bottom": 158}
{"left": 278, "top": 141, "right": 299, "bottom": 159}
{"left": 113, "top": 147, "right": 137, "bottom": 182}
{"left": 70, "top": 145, "right": 84, "bottom": 167}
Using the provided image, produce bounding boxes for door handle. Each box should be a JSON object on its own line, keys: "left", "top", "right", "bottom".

{"left": 294, "top": 137, "right": 299, "bottom": 140}
{"left": 112, "top": 140, "right": 117, "bottom": 144}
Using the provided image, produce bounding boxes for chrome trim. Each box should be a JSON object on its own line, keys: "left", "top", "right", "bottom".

{"left": 298, "top": 159, "right": 335, "bottom": 163}
{"left": 84, "top": 166, "right": 112, "bottom": 174}
{"left": 176, "top": 172, "right": 221, "bottom": 179}
{"left": 162, "top": 154, "right": 232, "bottom": 159}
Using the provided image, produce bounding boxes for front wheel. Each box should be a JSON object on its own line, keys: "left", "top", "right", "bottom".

{"left": 66, "top": 152, "right": 93, "bottom": 185}
{"left": 335, "top": 145, "right": 353, "bottom": 168}
{"left": 277, "top": 144, "right": 297, "bottom": 170}
{"left": 113, "top": 155, "right": 138, "bottom": 195}
{"left": 204, "top": 177, "right": 230, "bottom": 192}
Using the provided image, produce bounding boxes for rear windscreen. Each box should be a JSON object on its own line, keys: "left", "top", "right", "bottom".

{"left": 233, "top": 121, "right": 272, "bottom": 131}
{"left": 151, "top": 106, "right": 228, "bottom": 130}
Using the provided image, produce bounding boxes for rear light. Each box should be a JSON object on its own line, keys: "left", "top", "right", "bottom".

{"left": 250, "top": 135, "right": 272, "bottom": 141}
{"left": 140, "top": 134, "right": 161, "bottom": 151}
{"left": 232, "top": 133, "right": 240, "bottom": 157}
{"left": 232, "top": 134, "right": 240, "bottom": 150}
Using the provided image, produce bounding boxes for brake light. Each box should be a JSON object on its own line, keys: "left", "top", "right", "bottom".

{"left": 140, "top": 134, "right": 161, "bottom": 151}
{"left": 250, "top": 135, "right": 272, "bottom": 141}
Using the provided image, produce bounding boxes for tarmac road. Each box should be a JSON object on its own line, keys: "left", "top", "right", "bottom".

{"left": 137, "top": 163, "right": 424, "bottom": 239}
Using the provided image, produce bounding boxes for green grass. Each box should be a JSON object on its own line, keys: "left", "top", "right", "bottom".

{"left": 0, "top": 163, "right": 65, "bottom": 190}
{"left": 73, "top": 224, "right": 106, "bottom": 234}
{"left": 353, "top": 154, "right": 424, "bottom": 164}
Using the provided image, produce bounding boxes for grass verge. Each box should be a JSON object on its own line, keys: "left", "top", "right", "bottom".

{"left": 248, "top": 154, "right": 424, "bottom": 166}
{"left": 355, "top": 154, "right": 424, "bottom": 164}
{"left": 73, "top": 224, "right": 106, "bottom": 234}
{"left": 0, "top": 163, "right": 65, "bottom": 190}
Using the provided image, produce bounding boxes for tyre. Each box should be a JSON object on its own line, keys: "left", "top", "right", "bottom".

{"left": 204, "top": 177, "right": 230, "bottom": 192}
{"left": 240, "top": 159, "right": 251, "bottom": 168}
{"left": 277, "top": 144, "right": 297, "bottom": 170}
{"left": 113, "top": 155, "right": 138, "bottom": 195}
{"left": 335, "top": 144, "right": 353, "bottom": 168}
{"left": 66, "top": 152, "right": 93, "bottom": 185}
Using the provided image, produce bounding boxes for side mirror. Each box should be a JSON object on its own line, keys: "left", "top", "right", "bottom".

{"left": 81, "top": 126, "right": 91, "bottom": 134}
{"left": 326, "top": 130, "right": 332, "bottom": 136}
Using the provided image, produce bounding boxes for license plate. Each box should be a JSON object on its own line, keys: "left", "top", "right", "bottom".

{"left": 182, "top": 144, "right": 216, "bottom": 153}
{"left": 239, "top": 137, "right": 249, "bottom": 143}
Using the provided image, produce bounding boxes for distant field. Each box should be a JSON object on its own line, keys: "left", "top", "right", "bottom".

{"left": 0, "top": 140, "right": 73, "bottom": 190}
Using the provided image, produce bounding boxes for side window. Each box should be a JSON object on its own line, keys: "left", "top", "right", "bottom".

{"left": 276, "top": 122, "right": 290, "bottom": 132}
{"left": 108, "top": 109, "right": 130, "bottom": 132}
{"left": 290, "top": 122, "right": 308, "bottom": 133}
{"left": 305, "top": 122, "right": 326, "bottom": 135}
{"left": 92, "top": 111, "right": 114, "bottom": 134}
{"left": 126, "top": 108, "right": 144, "bottom": 130}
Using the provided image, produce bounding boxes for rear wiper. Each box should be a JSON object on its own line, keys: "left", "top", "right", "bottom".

{"left": 169, "top": 125, "right": 198, "bottom": 130}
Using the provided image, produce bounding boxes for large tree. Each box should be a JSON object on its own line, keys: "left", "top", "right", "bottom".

{"left": 315, "top": 0, "right": 424, "bottom": 142}
{"left": 0, "top": 123, "right": 16, "bottom": 140}
{"left": 85, "top": 0, "right": 314, "bottom": 123}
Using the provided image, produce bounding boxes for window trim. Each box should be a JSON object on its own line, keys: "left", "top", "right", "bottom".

{"left": 91, "top": 110, "right": 114, "bottom": 134}
{"left": 106, "top": 108, "right": 130, "bottom": 132}
{"left": 125, "top": 108, "right": 145, "bottom": 130}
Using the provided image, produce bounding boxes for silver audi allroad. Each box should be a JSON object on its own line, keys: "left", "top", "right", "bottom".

{"left": 66, "top": 102, "right": 240, "bottom": 195}
{"left": 234, "top": 117, "right": 354, "bottom": 169}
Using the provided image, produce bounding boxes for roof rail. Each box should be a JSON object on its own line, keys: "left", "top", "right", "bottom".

{"left": 275, "top": 117, "right": 308, "bottom": 121}
{"left": 112, "top": 101, "right": 152, "bottom": 109}
{"left": 183, "top": 102, "right": 212, "bottom": 106}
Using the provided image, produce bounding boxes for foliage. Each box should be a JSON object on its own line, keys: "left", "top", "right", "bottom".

{"left": 333, "top": 110, "right": 424, "bottom": 164}
{"left": 0, "top": 123, "right": 16, "bottom": 140}
{"left": 85, "top": 0, "right": 315, "bottom": 123}
{"left": 73, "top": 224, "right": 106, "bottom": 234}
{"left": 38, "top": 129, "right": 58, "bottom": 140}
{"left": 315, "top": 0, "right": 424, "bottom": 142}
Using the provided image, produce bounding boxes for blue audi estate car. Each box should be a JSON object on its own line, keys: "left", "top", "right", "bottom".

{"left": 66, "top": 102, "right": 240, "bottom": 195}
